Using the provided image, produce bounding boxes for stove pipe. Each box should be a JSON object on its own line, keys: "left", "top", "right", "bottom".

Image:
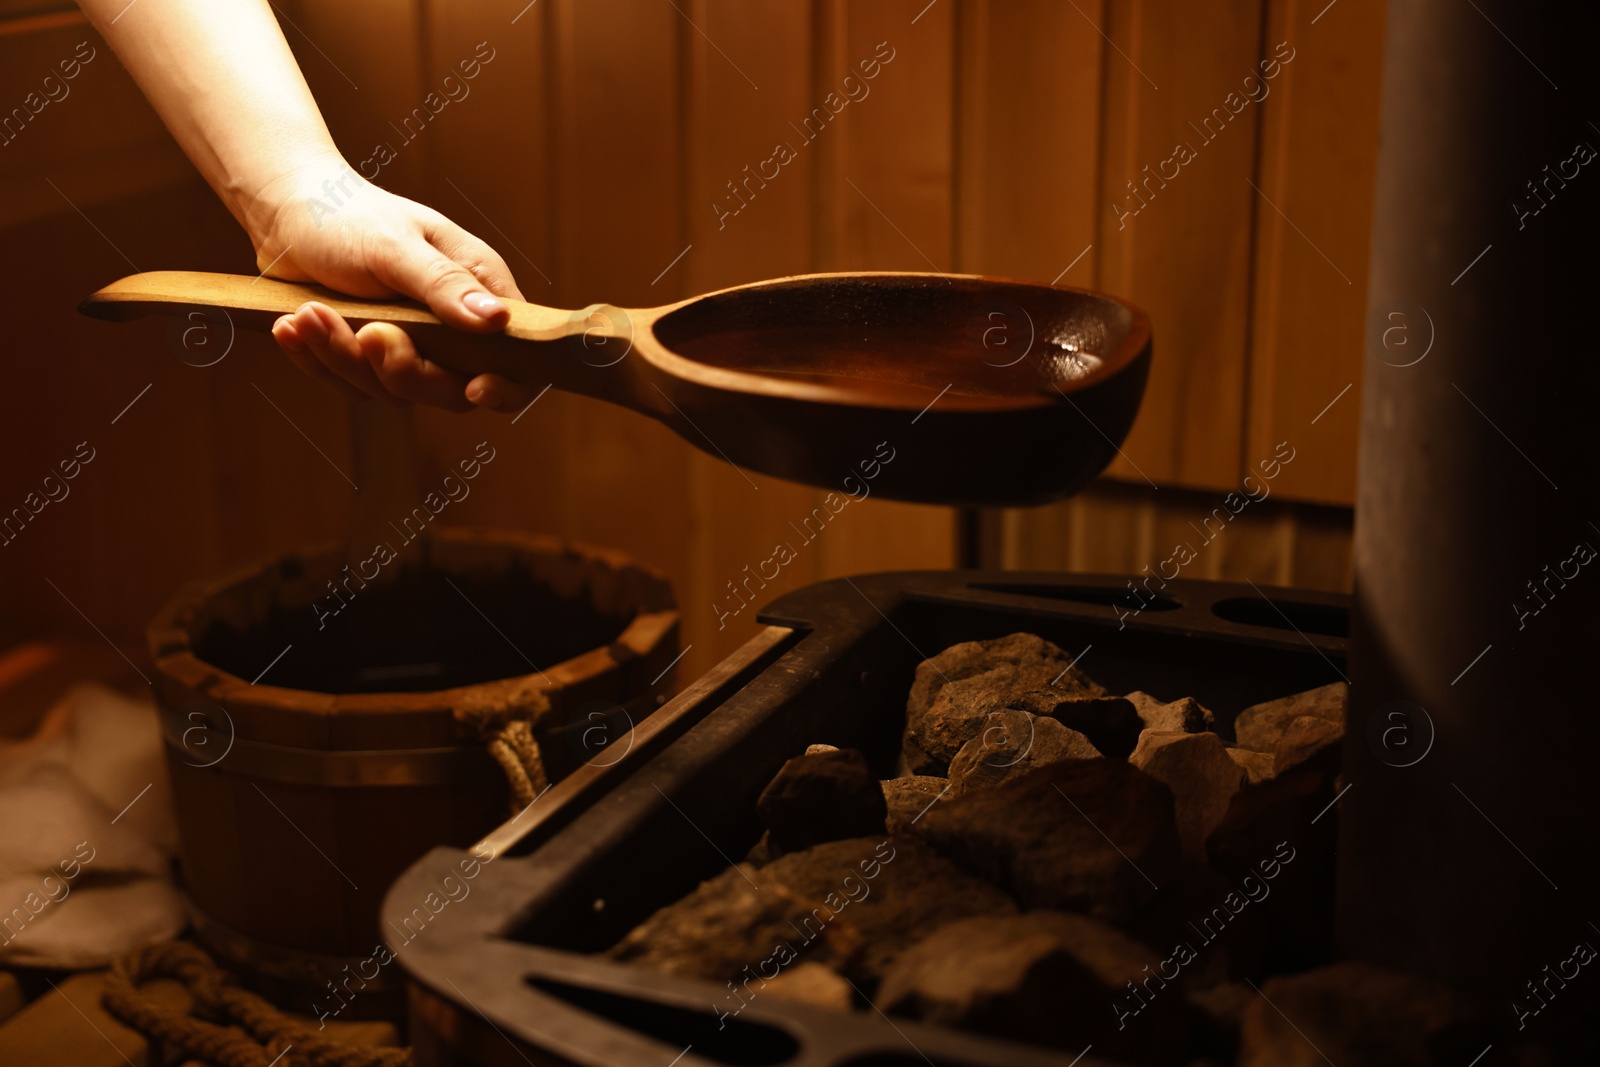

{"left": 1341, "top": 0, "right": 1600, "bottom": 1053}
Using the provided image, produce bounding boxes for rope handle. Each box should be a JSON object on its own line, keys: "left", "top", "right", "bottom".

{"left": 455, "top": 683, "right": 551, "bottom": 811}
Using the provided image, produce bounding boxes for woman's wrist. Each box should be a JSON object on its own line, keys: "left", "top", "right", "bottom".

{"left": 238, "top": 148, "right": 363, "bottom": 251}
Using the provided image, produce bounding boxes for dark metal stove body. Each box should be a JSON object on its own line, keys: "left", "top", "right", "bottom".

{"left": 385, "top": 571, "right": 1348, "bottom": 1067}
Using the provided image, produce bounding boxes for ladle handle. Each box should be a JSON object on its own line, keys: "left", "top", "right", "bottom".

{"left": 78, "top": 271, "right": 632, "bottom": 398}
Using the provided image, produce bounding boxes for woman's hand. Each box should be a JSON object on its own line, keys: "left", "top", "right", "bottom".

{"left": 251, "top": 158, "right": 536, "bottom": 413}
{"left": 75, "top": 0, "right": 530, "bottom": 412}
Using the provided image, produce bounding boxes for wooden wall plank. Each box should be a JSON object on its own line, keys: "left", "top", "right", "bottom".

{"left": 957, "top": 0, "right": 1106, "bottom": 571}
{"left": 999, "top": 482, "right": 1351, "bottom": 594}
{"left": 1096, "top": 0, "right": 1266, "bottom": 490}
{"left": 1211, "top": 498, "right": 1293, "bottom": 585}
{"left": 417, "top": 0, "right": 554, "bottom": 298}
{"left": 0, "top": 175, "right": 351, "bottom": 657}
{"left": 0, "top": 19, "right": 190, "bottom": 228}
{"left": 408, "top": 0, "right": 564, "bottom": 588}
{"left": 410, "top": 0, "right": 708, "bottom": 673}
{"left": 1246, "top": 0, "right": 1385, "bottom": 505}
{"left": 1063, "top": 487, "right": 1153, "bottom": 576}
{"left": 954, "top": 0, "right": 1103, "bottom": 286}
{"left": 822, "top": 0, "right": 952, "bottom": 274}
{"left": 537, "top": 0, "right": 698, "bottom": 670}
{"left": 677, "top": 0, "right": 830, "bottom": 669}
{"left": 1287, "top": 501, "right": 1354, "bottom": 591}
{"left": 808, "top": 0, "right": 957, "bottom": 581}
{"left": 0, "top": 1, "right": 74, "bottom": 19}
{"left": 0, "top": 7, "right": 373, "bottom": 655}
{"left": 409, "top": 0, "right": 564, "bottom": 559}
{"left": 684, "top": 0, "right": 816, "bottom": 288}
{"left": 279, "top": 0, "right": 430, "bottom": 196}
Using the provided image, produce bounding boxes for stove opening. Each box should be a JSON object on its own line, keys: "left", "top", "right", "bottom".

{"left": 527, "top": 976, "right": 799, "bottom": 1065}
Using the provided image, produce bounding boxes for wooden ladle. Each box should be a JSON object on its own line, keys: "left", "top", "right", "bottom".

{"left": 80, "top": 271, "right": 1150, "bottom": 506}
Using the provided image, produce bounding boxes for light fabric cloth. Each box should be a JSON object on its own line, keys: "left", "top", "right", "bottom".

{"left": 0, "top": 682, "right": 184, "bottom": 968}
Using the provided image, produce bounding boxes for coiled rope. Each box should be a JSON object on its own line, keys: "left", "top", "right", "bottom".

{"left": 103, "top": 689, "right": 551, "bottom": 1060}
{"left": 101, "top": 941, "right": 410, "bottom": 1067}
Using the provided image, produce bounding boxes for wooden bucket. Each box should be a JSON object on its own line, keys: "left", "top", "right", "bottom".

{"left": 146, "top": 528, "right": 677, "bottom": 1008}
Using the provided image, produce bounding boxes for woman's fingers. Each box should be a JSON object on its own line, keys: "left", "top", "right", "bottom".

{"left": 290, "top": 302, "right": 399, "bottom": 404}
{"left": 356, "top": 325, "right": 535, "bottom": 414}
{"left": 377, "top": 236, "right": 512, "bottom": 334}
{"left": 356, "top": 322, "right": 475, "bottom": 412}
{"left": 272, "top": 315, "right": 372, "bottom": 403}
{"left": 358, "top": 222, "right": 533, "bottom": 411}
{"left": 427, "top": 221, "right": 526, "bottom": 302}
{"left": 281, "top": 312, "right": 491, "bottom": 413}
{"left": 464, "top": 373, "right": 536, "bottom": 414}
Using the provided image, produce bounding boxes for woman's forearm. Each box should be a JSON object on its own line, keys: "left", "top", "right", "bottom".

{"left": 75, "top": 0, "right": 533, "bottom": 413}
{"left": 76, "top": 0, "right": 343, "bottom": 242}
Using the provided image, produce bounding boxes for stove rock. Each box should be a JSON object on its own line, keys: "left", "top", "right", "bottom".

{"left": 1130, "top": 730, "right": 1247, "bottom": 862}
{"left": 904, "top": 633, "right": 1107, "bottom": 770}
{"left": 1272, "top": 714, "right": 1343, "bottom": 776}
{"left": 1126, "top": 691, "right": 1216, "bottom": 734}
{"left": 1227, "top": 747, "right": 1277, "bottom": 785}
{"left": 607, "top": 836, "right": 1015, "bottom": 987}
{"left": 913, "top": 758, "right": 1181, "bottom": 924}
{"left": 1022, "top": 690, "right": 1142, "bottom": 758}
{"left": 1233, "top": 682, "right": 1347, "bottom": 753}
{"left": 757, "top": 747, "right": 888, "bottom": 854}
{"left": 881, "top": 775, "right": 949, "bottom": 835}
{"left": 946, "top": 709, "right": 1100, "bottom": 796}
{"left": 879, "top": 910, "right": 1193, "bottom": 1064}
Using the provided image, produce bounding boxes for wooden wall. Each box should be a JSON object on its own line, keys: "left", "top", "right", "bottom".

{"left": 0, "top": 0, "right": 1383, "bottom": 685}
